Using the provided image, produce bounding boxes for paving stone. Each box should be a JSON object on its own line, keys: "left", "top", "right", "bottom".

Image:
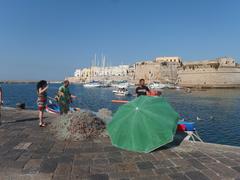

{"left": 88, "top": 174, "right": 109, "bottom": 180}
{"left": 172, "top": 165, "right": 197, "bottom": 173}
{"left": 188, "top": 151, "right": 208, "bottom": 158}
{"left": 137, "top": 161, "right": 154, "bottom": 170}
{"left": 29, "top": 173, "right": 53, "bottom": 180}
{"left": 93, "top": 158, "right": 109, "bottom": 165}
{"left": 74, "top": 153, "right": 94, "bottom": 161}
{"left": 169, "top": 172, "right": 190, "bottom": 180}
{"left": 107, "top": 151, "right": 122, "bottom": 158}
{"left": 108, "top": 171, "right": 138, "bottom": 179}
{"left": 171, "top": 158, "right": 192, "bottom": 168}
{"left": 31, "top": 152, "right": 48, "bottom": 159}
{"left": 4, "top": 160, "right": 26, "bottom": 170}
{"left": 39, "top": 158, "right": 58, "bottom": 173}
{"left": 114, "top": 163, "right": 138, "bottom": 172}
{"left": 2, "top": 150, "right": 23, "bottom": 161}
{"left": 140, "top": 153, "right": 157, "bottom": 161}
{"left": 152, "top": 151, "right": 167, "bottom": 160}
{"left": 185, "top": 171, "right": 210, "bottom": 180}
{"left": 104, "top": 146, "right": 120, "bottom": 152}
{"left": 216, "top": 157, "right": 239, "bottom": 167}
{"left": 136, "top": 169, "right": 156, "bottom": 177}
{"left": 122, "top": 154, "right": 143, "bottom": 163}
{"left": 17, "top": 152, "right": 32, "bottom": 162}
{"left": 64, "top": 148, "right": 80, "bottom": 154}
{"left": 52, "top": 175, "right": 70, "bottom": 180}
{"left": 154, "top": 167, "right": 173, "bottom": 175}
{"left": 176, "top": 151, "right": 193, "bottom": 159}
{"left": 232, "top": 166, "right": 240, "bottom": 173}
{"left": 153, "top": 159, "right": 175, "bottom": 169}
{"left": 83, "top": 147, "right": 104, "bottom": 153}
{"left": 109, "top": 156, "right": 123, "bottom": 164}
{"left": 132, "top": 176, "right": 164, "bottom": 180}
{"left": 162, "top": 150, "right": 181, "bottom": 159}
{"left": 223, "top": 152, "right": 240, "bottom": 159}
{"left": 54, "top": 163, "right": 71, "bottom": 176}
{"left": 200, "top": 169, "right": 221, "bottom": 180}
{"left": 91, "top": 163, "right": 116, "bottom": 174}
{"left": 58, "top": 154, "right": 74, "bottom": 163}
{"left": 197, "top": 156, "right": 218, "bottom": 164}
{"left": 23, "top": 159, "right": 42, "bottom": 174}
{"left": 71, "top": 165, "right": 90, "bottom": 178}
{"left": 186, "top": 159, "right": 207, "bottom": 170}
{"left": 205, "top": 162, "right": 239, "bottom": 178}
{"left": 74, "top": 159, "right": 93, "bottom": 167}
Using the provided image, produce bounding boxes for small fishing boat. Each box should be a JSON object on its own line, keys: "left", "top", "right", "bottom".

{"left": 46, "top": 104, "right": 60, "bottom": 114}
{"left": 113, "top": 88, "right": 130, "bottom": 96}
{"left": 46, "top": 103, "right": 80, "bottom": 114}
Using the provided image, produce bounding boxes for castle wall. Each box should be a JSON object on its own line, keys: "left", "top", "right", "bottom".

{"left": 178, "top": 67, "right": 240, "bottom": 87}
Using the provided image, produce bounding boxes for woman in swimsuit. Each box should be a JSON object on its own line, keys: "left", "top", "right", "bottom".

{"left": 37, "top": 80, "right": 48, "bottom": 127}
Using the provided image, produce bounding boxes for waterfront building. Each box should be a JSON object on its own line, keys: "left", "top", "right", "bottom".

{"left": 133, "top": 56, "right": 182, "bottom": 84}
{"left": 73, "top": 65, "right": 129, "bottom": 82}
{"left": 155, "top": 56, "right": 182, "bottom": 63}
{"left": 177, "top": 57, "right": 240, "bottom": 88}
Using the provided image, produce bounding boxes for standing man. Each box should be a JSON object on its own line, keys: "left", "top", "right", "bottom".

{"left": 136, "top": 79, "right": 150, "bottom": 97}
{"left": 56, "top": 80, "right": 76, "bottom": 115}
{"left": 0, "top": 86, "right": 3, "bottom": 125}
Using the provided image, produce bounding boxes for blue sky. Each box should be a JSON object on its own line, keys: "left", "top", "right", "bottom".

{"left": 0, "top": 0, "right": 240, "bottom": 80}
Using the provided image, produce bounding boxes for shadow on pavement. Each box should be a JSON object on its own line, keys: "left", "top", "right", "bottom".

{"left": 2, "top": 117, "right": 39, "bottom": 124}
{"left": 154, "top": 132, "right": 187, "bottom": 151}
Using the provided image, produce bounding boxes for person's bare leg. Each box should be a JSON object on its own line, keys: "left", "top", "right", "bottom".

{"left": 39, "top": 110, "right": 43, "bottom": 125}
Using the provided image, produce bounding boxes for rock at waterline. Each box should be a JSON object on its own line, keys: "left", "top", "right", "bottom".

{"left": 50, "top": 109, "right": 111, "bottom": 141}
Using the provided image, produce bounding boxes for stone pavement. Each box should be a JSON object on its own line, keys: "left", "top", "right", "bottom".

{"left": 0, "top": 108, "right": 240, "bottom": 180}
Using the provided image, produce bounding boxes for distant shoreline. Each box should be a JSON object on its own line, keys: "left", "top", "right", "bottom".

{"left": 0, "top": 80, "right": 62, "bottom": 84}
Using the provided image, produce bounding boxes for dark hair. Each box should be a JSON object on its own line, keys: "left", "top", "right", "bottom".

{"left": 139, "top": 79, "right": 145, "bottom": 83}
{"left": 37, "top": 80, "right": 47, "bottom": 91}
{"left": 63, "top": 80, "right": 69, "bottom": 84}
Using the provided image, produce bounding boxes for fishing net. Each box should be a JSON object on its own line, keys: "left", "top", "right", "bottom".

{"left": 50, "top": 109, "right": 111, "bottom": 141}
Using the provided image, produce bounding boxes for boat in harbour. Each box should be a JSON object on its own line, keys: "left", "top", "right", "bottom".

{"left": 148, "top": 82, "right": 166, "bottom": 89}
{"left": 113, "top": 88, "right": 130, "bottom": 96}
{"left": 83, "top": 81, "right": 102, "bottom": 88}
{"left": 111, "top": 81, "right": 129, "bottom": 89}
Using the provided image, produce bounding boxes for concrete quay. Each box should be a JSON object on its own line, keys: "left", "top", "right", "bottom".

{"left": 0, "top": 108, "right": 239, "bottom": 180}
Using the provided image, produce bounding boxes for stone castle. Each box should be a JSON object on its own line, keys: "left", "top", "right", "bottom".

{"left": 177, "top": 57, "right": 240, "bottom": 88}
{"left": 67, "top": 56, "right": 240, "bottom": 88}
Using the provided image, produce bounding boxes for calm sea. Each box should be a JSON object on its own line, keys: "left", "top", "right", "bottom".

{"left": 1, "top": 83, "right": 240, "bottom": 147}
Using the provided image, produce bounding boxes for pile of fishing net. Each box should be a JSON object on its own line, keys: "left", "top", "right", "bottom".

{"left": 50, "top": 108, "right": 112, "bottom": 141}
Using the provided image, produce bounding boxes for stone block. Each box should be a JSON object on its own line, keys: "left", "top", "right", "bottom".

{"left": 185, "top": 171, "right": 210, "bottom": 180}
{"left": 137, "top": 161, "right": 154, "bottom": 170}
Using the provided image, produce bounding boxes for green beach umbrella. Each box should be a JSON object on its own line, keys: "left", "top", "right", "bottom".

{"left": 107, "top": 96, "right": 179, "bottom": 153}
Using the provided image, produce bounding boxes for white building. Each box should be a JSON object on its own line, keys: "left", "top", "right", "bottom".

{"left": 74, "top": 65, "right": 129, "bottom": 79}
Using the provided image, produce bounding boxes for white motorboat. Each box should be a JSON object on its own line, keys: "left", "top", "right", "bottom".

{"left": 148, "top": 82, "right": 166, "bottom": 89}
{"left": 83, "top": 82, "right": 101, "bottom": 88}
{"left": 111, "top": 81, "right": 129, "bottom": 89}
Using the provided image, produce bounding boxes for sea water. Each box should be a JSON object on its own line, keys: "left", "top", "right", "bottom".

{"left": 1, "top": 83, "right": 240, "bottom": 147}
